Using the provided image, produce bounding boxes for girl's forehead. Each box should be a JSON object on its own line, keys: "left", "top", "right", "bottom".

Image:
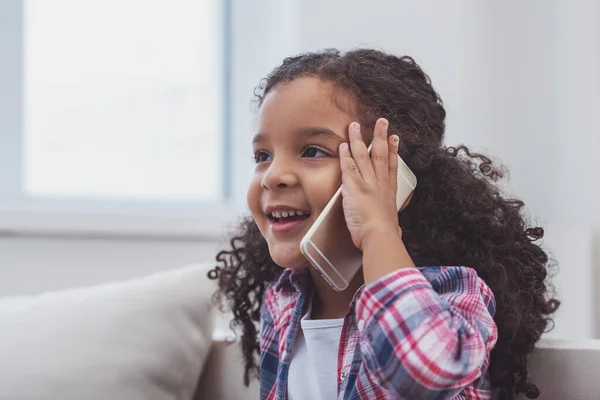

{"left": 257, "top": 77, "right": 356, "bottom": 137}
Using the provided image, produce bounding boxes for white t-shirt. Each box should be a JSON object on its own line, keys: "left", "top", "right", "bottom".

{"left": 288, "top": 296, "right": 344, "bottom": 400}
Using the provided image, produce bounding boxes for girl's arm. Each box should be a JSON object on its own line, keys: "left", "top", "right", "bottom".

{"left": 357, "top": 239, "right": 497, "bottom": 399}
{"left": 339, "top": 120, "right": 497, "bottom": 397}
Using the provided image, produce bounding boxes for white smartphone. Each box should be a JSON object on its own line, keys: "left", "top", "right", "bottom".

{"left": 299, "top": 145, "right": 417, "bottom": 291}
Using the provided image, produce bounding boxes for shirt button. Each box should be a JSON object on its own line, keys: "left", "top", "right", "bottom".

{"left": 357, "top": 319, "right": 365, "bottom": 331}
{"left": 282, "top": 350, "right": 288, "bottom": 359}
{"left": 340, "top": 370, "right": 348, "bottom": 381}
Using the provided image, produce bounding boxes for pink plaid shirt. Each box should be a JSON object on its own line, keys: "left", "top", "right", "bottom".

{"left": 259, "top": 266, "right": 498, "bottom": 399}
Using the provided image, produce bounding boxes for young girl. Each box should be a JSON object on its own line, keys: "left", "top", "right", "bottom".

{"left": 208, "top": 49, "right": 559, "bottom": 400}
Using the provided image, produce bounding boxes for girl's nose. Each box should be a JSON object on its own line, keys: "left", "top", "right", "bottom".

{"left": 260, "top": 159, "right": 299, "bottom": 190}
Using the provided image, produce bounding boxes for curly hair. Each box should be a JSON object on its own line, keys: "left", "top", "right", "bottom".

{"left": 208, "top": 49, "right": 559, "bottom": 399}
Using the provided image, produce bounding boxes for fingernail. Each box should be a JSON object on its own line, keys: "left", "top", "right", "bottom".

{"left": 392, "top": 135, "right": 399, "bottom": 144}
{"left": 351, "top": 122, "right": 360, "bottom": 132}
{"left": 341, "top": 142, "right": 349, "bottom": 151}
{"left": 380, "top": 118, "right": 388, "bottom": 127}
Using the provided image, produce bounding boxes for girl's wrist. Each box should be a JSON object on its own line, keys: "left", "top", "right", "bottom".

{"left": 362, "top": 226, "right": 401, "bottom": 249}
{"left": 362, "top": 229, "right": 415, "bottom": 285}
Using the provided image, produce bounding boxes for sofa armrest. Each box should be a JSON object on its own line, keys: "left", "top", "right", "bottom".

{"left": 524, "top": 338, "right": 600, "bottom": 399}
{"left": 194, "top": 337, "right": 260, "bottom": 400}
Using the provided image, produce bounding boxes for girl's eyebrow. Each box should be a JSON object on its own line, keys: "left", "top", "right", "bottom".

{"left": 296, "top": 126, "right": 345, "bottom": 143}
{"left": 252, "top": 133, "right": 265, "bottom": 144}
{"left": 252, "top": 126, "right": 345, "bottom": 145}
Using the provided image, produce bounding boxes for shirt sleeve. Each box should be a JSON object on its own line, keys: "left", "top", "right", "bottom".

{"left": 259, "top": 284, "right": 281, "bottom": 400}
{"left": 355, "top": 266, "right": 498, "bottom": 399}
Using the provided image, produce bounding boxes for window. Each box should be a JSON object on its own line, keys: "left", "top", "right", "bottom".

{"left": 0, "top": 0, "right": 236, "bottom": 238}
{"left": 24, "top": 0, "right": 225, "bottom": 201}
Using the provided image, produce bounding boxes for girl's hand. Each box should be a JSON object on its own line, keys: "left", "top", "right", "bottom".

{"left": 339, "top": 118, "right": 402, "bottom": 250}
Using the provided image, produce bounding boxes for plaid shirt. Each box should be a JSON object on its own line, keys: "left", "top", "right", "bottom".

{"left": 259, "top": 266, "right": 498, "bottom": 399}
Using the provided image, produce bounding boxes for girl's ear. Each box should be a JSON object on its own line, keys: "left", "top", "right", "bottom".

{"left": 399, "top": 192, "right": 414, "bottom": 212}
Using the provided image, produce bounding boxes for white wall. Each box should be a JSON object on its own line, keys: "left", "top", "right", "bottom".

{"left": 0, "top": 236, "right": 220, "bottom": 296}
{"left": 1, "top": 0, "right": 598, "bottom": 340}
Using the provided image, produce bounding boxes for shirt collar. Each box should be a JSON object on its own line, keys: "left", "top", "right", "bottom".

{"left": 274, "top": 266, "right": 366, "bottom": 307}
{"left": 274, "top": 267, "right": 312, "bottom": 293}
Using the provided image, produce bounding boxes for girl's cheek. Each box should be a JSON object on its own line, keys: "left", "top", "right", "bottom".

{"left": 311, "top": 176, "right": 341, "bottom": 211}
{"left": 246, "top": 176, "right": 263, "bottom": 214}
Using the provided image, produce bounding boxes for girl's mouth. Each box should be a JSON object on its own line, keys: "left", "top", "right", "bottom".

{"left": 268, "top": 210, "right": 311, "bottom": 233}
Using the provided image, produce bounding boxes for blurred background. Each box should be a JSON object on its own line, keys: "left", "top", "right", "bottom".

{"left": 0, "top": 0, "right": 598, "bottom": 340}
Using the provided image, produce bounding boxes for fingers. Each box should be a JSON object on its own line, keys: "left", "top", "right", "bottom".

{"left": 371, "top": 118, "right": 389, "bottom": 181}
{"left": 388, "top": 134, "right": 399, "bottom": 192}
{"left": 348, "top": 122, "right": 375, "bottom": 182}
{"left": 339, "top": 142, "right": 360, "bottom": 188}
{"left": 342, "top": 119, "right": 400, "bottom": 191}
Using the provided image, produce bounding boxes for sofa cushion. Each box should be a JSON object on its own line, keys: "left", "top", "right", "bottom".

{"left": 0, "top": 263, "right": 216, "bottom": 400}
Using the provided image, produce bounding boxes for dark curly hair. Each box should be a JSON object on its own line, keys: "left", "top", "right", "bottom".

{"left": 208, "top": 48, "right": 559, "bottom": 399}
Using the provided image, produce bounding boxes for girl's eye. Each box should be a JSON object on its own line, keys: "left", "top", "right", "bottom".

{"left": 254, "top": 151, "right": 272, "bottom": 163}
{"left": 302, "top": 146, "right": 329, "bottom": 158}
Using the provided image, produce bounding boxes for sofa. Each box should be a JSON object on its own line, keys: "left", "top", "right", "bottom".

{"left": 1, "top": 262, "right": 598, "bottom": 400}
{"left": 198, "top": 335, "right": 600, "bottom": 400}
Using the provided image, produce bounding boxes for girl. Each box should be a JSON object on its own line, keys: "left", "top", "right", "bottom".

{"left": 208, "top": 49, "right": 559, "bottom": 399}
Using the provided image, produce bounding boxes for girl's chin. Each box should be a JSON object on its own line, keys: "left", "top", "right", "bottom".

{"left": 270, "top": 249, "right": 308, "bottom": 270}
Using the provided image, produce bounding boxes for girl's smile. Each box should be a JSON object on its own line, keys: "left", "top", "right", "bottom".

{"left": 265, "top": 205, "right": 311, "bottom": 234}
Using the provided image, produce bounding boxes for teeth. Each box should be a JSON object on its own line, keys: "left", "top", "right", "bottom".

{"left": 269, "top": 210, "right": 308, "bottom": 219}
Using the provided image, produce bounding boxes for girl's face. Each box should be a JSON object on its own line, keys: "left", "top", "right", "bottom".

{"left": 247, "top": 77, "right": 355, "bottom": 269}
